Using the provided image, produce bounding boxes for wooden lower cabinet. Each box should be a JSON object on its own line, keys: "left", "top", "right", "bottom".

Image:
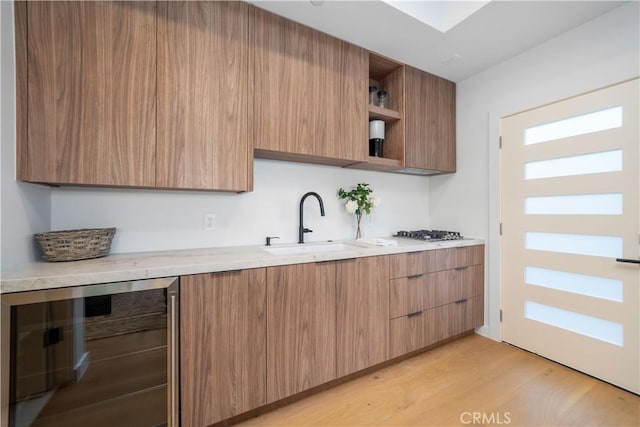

{"left": 389, "top": 295, "right": 484, "bottom": 359}
{"left": 389, "top": 245, "right": 484, "bottom": 279}
{"left": 179, "top": 247, "right": 484, "bottom": 424}
{"left": 390, "top": 264, "right": 483, "bottom": 318}
{"left": 266, "top": 263, "right": 337, "bottom": 403}
{"left": 180, "top": 270, "right": 266, "bottom": 427}
{"left": 389, "top": 309, "right": 440, "bottom": 358}
{"left": 389, "top": 245, "right": 485, "bottom": 359}
{"left": 444, "top": 295, "right": 484, "bottom": 338}
{"left": 336, "top": 256, "right": 389, "bottom": 377}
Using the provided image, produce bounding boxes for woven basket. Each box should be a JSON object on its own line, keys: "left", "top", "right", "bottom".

{"left": 35, "top": 227, "right": 116, "bottom": 262}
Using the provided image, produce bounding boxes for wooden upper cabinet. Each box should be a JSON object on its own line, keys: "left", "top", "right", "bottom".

{"left": 266, "top": 262, "right": 337, "bottom": 403}
{"left": 20, "top": 1, "right": 157, "bottom": 186}
{"left": 251, "top": 7, "right": 368, "bottom": 165}
{"left": 404, "top": 66, "right": 456, "bottom": 173}
{"left": 180, "top": 269, "right": 266, "bottom": 427}
{"left": 157, "top": 1, "right": 251, "bottom": 191}
{"left": 336, "top": 256, "right": 389, "bottom": 377}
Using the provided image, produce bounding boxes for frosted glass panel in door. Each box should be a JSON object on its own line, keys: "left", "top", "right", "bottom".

{"left": 524, "top": 106, "right": 622, "bottom": 145}
{"left": 525, "top": 232, "right": 623, "bottom": 258}
{"left": 524, "top": 150, "right": 623, "bottom": 180}
{"left": 524, "top": 301, "right": 623, "bottom": 346}
{"left": 525, "top": 266, "right": 623, "bottom": 302}
{"left": 525, "top": 193, "right": 623, "bottom": 215}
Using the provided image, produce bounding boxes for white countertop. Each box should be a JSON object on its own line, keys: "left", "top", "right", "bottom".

{"left": 0, "top": 238, "right": 484, "bottom": 294}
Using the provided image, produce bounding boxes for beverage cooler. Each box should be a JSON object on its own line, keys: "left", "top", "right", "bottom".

{"left": 1, "top": 277, "right": 179, "bottom": 427}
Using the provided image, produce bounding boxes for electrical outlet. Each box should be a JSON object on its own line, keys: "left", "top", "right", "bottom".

{"left": 204, "top": 213, "right": 216, "bottom": 231}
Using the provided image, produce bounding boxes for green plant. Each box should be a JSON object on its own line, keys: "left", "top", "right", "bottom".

{"left": 337, "top": 183, "right": 380, "bottom": 239}
{"left": 337, "top": 183, "right": 377, "bottom": 216}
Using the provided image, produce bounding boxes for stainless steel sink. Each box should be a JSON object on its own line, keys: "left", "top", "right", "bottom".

{"left": 263, "top": 242, "right": 356, "bottom": 256}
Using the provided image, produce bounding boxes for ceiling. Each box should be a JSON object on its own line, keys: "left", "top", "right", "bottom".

{"left": 248, "top": 1, "right": 627, "bottom": 82}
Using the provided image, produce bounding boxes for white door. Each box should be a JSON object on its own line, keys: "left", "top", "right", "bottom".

{"left": 501, "top": 78, "right": 639, "bottom": 394}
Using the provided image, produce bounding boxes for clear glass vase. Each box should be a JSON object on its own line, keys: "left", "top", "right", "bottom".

{"left": 355, "top": 214, "right": 362, "bottom": 239}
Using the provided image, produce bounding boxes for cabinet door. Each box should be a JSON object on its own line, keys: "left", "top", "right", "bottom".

{"left": 266, "top": 262, "right": 336, "bottom": 403}
{"left": 22, "top": 1, "right": 156, "bottom": 186}
{"left": 181, "top": 270, "right": 266, "bottom": 426}
{"left": 404, "top": 66, "right": 456, "bottom": 173}
{"left": 389, "top": 309, "right": 442, "bottom": 359}
{"left": 442, "top": 295, "right": 484, "bottom": 338}
{"left": 336, "top": 256, "right": 389, "bottom": 376}
{"left": 389, "top": 246, "right": 483, "bottom": 279}
{"left": 390, "top": 274, "right": 436, "bottom": 318}
{"left": 251, "top": 7, "right": 367, "bottom": 165}
{"left": 157, "top": 1, "right": 251, "bottom": 191}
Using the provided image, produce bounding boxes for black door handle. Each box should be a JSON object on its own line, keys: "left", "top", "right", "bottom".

{"left": 616, "top": 258, "right": 640, "bottom": 264}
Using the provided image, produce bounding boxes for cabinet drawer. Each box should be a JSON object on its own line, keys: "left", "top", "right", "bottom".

{"left": 389, "top": 245, "right": 483, "bottom": 278}
{"left": 443, "top": 295, "right": 484, "bottom": 338}
{"left": 389, "top": 309, "right": 443, "bottom": 358}
{"left": 389, "top": 265, "right": 483, "bottom": 318}
{"left": 389, "top": 295, "right": 484, "bottom": 359}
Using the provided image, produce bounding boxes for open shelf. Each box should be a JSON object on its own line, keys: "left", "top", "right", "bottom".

{"left": 365, "top": 156, "right": 402, "bottom": 167}
{"left": 368, "top": 105, "right": 400, "bottom": 121}
{"left": 366, "top": 51, "right": 405, "bottom": 169}
{"left": 346, "top": 155, "right": 402, "bottom": 173}
{"left": 370, "top": 53, "right": 403, "bottom": 81}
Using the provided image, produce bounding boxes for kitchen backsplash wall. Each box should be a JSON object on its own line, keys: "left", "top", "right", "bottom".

{"left": 51, "top": 159, "right": 430, "bottom": 254}
{"left": 1, "top": 1, "right": 52, "bottom": 272}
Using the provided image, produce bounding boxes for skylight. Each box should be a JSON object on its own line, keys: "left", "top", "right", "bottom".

{"left": 381, "top": 0, "right": 492, "bottom": 33}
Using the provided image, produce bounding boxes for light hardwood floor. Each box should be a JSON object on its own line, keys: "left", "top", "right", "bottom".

{"left": 236, "top": 334, "right": 639, "bottom": 427}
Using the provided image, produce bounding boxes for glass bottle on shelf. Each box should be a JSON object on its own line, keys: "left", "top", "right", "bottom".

{"left": 369, "top": 86, "right": 378, "bottom": 105}
{"left": 377, "top": 90, "right": 387, "bottom": 109}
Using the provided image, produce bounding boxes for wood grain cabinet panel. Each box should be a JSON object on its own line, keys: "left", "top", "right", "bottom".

{"left": 266, "top": 263, "right": 337, "bottom": 403}
{"left": 251, "top": 7, "right": 367, "bottom": 165}
{"left": 443, "top": 296, "right": 484, "bottom": 338}
{"left": 389, "top": 245, "right": 485, "bottom": 359}
{"left": 390, "top": 274, "right": 436, "bottom": 319}
{"left": 458, "top": 245, "right": 485, "bottom": 267}
{"left": 389, "top": 271, "right": 457, "bottom": 318}
{"left": 336, "top": 256, "right": 389, "bottom": 377}
{"left": 157, "top": 1, "right": 251, "bottom": 191}
{"left": 390, "top": 265, "right": 483, "bottom": 318}
{"left": 389, "top": 295, "right": 484, "bottom": 359}
{"left": 180, "top": 270, "right": 266, "bottom": 427}
{"left": 389, "top": 309, "right": 442, "bottom": 358}
{"left": 390, "top": 249, "right": 438, "bottom": 279}
{"left": 390, "top": 245, "right": 484, "bottom": 279}
{"left": 21, "top": 1, "right": 157, "bottom": 186}
{"left": 462, "top": 264, "right": 485, "bottom": 298}
{"left": 469, "top": 295, "right": 484, "bottom": 330}
{"left": 433, "top": 265, "right": 484, "bottom": 307}
{"left": 404, "top": 66, "right": 456, "bottom": 173}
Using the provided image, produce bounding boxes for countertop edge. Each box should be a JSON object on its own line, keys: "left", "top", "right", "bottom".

{"left": 1, "top": 238, "right": 485, "bottom": 294}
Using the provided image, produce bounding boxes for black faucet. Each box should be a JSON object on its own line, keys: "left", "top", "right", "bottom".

{"left": 299, "top": 192, "right": 325, "bottom": 244}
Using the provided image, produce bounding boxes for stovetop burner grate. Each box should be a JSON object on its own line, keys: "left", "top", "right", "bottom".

{"left": 394, "top": 229, "right": 463, "bottom": 241}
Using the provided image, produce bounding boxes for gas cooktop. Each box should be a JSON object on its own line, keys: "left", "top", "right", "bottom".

{"left": 394, "top": 229, "right": 463, "bottom": 241}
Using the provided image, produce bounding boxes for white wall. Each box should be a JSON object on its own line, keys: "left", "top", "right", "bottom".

{"left": 0, "top": 1, "right": 51, "bottom": 273}
{"left": 430, "top": 2, "right": 640, "bottom": 341}
{"left": 52, "top": 160, "right": 430, "bottom": 253}
{"left": 1, "top": 0, "right": 430, "bottom": 270}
